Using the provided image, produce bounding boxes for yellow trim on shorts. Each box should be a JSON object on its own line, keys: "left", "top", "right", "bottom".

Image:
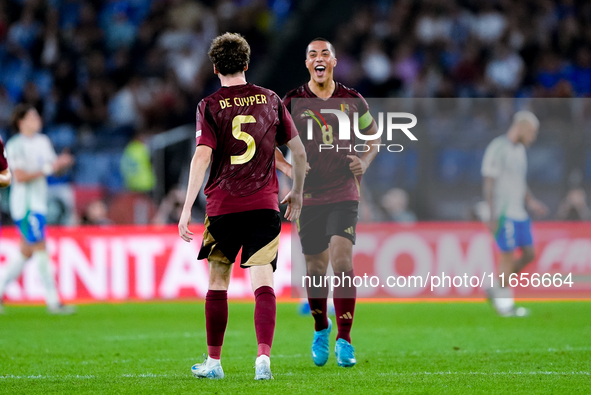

{"left": 202, "top": 215, "right": 232, "bottom": 265}
{"left": 241, "top": 233, "right": 280, "bottom": 267}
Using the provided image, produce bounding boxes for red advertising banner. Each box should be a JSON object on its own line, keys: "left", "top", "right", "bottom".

{"left": 328, "top": 222, "right": 591, "bottom": 298}
{"left": 0, "top": 222, "right": 589, "bottom": 303}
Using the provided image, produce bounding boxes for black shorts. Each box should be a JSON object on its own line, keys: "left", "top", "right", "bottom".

{"left": 297, "top": 200, "right": 358, "bottom": 255}
{"left": 198, "top": 209, "right": 281, "bottom": 271}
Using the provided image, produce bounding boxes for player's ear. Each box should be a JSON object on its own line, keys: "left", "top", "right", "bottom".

{"left": 213, "top": 64, "right": 219, "bottom": 74}
{"left": 244, "top": 64, "right": 249, "bottom": 72}
{"left": 332, "top": 57, "right": 337, "bottom": 68}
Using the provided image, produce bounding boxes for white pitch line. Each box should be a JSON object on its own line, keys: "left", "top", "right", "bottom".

{"left": 102, "top": 330, "right": 245, "bottom": 341}
{"left": 1, "top": 371, "right": 589, "bottom": 380}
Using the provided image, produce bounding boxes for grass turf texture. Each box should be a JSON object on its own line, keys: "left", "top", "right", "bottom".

{"left": 0, "top": 302, "right": 589, "bottom": 394}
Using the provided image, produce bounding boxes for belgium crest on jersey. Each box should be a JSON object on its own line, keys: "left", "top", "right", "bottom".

{"left": 340, "top": 103, "right": 350, "bottom": 115}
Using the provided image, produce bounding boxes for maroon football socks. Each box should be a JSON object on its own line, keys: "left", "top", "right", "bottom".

{"left": 254, "top": 286, "right": 276, "bottom": 357}
{"left": 205, "top": 290, "right": 228, "bottom": 359}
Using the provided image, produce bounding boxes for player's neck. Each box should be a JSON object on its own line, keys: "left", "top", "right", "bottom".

{"left": 218, "top": 72, "right": 247, "bottom": 87}
{"left": 308, "top": 79, "right": 335, "bottom": 99}
{"left": 20, "top": 129, "right": 37, "bottom": 137}
{"left": 506, "top": 128, "right": 520, "bottom": 145}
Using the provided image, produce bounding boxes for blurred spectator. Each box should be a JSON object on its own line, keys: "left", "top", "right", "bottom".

{"left": 470, "top": 2, "right": 506, "bottom": 44}
{"left": 452, "top": 41, "right": 484, "bottom": 95}
{"left": 392, "top": 43, "right": 420, "bottom": 89}
{"left": 81, "top": 200, "right": 113, "bottom": 226}
{"left": 567, "top": 46, "right": 591, "bottom": 96}
{"left": 75, "top": 78, "right": 112, "bottom": 128}
{"left": 486, "top": 44, "right": 524, "bottom": 94}
{"left": 536, "top": 51, "right": 567, "bottom": 92}
{"left": 380, "top": 188, "right": 416, "bottom": 223}
{"left": 109, "top": 76, "right": 142, "bottom": 127}
{"left": 6, "top": 6, "right": 41, "bottom": 58}
{"left": 0, "top": 86, "right": 15, "bottom": 129}
{"left": 120, "top": 130, "right": 155, "bottom": 193}
{"left": 109, "top": 192, "right": 157, "bottom": 225}
{"left": 105, "top": 12, "right": 136, "bottom": 52}
{"left": 152, "top": 186, "right": 187, "bottom": 225}
{"left": 556, "top": 188, "right": 591, "bottom": 220}
{"left": 415, "top": 4, "right": 452, "bottom": 45}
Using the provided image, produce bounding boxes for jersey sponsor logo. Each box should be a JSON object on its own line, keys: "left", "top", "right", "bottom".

{"left": 344, "top": 226, "right": 355, "bottom": 236}
{"left": 196, "top": 130, "right": 202, "bottom": 138}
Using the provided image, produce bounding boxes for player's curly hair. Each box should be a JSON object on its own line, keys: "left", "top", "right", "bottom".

{"left": 208, "top": 33, "right": 251, "bottom": 76}
{"left": 10, "top": 103, "right": 35, "bottom": 131}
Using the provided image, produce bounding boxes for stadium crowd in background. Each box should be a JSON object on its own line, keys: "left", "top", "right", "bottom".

{"left": 0, "top": 0, "right": 590, "bottom": 224}
{"left": 332, "top": 0, "right": 591, "bottom": 99}
{"left": 0, "top": 0, "right": 292, "bottom": 141}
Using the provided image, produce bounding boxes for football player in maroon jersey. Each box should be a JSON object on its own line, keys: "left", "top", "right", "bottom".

{"left": 278, "top": 38, "right": 381, "bottom": 368}
{"left": 178, "top": 33, "right": 307, "bottom": 380}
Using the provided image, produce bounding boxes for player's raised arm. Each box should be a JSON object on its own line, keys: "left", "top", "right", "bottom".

{"left": 178, "top": 145, "right": 212, "bottom": 242}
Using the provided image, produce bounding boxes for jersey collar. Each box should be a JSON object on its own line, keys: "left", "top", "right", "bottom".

{"left": 304, "top": 81, "right": 339, "bottom": 99}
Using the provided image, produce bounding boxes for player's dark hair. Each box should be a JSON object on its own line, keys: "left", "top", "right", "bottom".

{"left": 208, "top": 32, "right": 251, "bottom": 76}
{"left": 10, "top": 103, "right": 35, "bottom": 131}
{"left": 307, "top": 37, "right": 336, "bottom": 57}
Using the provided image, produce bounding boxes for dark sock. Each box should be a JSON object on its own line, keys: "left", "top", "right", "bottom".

{"left": 307, "top": 274, "right": 329, "bottom": 331}
{"left": 254, "top": 286, "right": 276, "bottom": 357}
{"left": 205, "top": 290, "right": 228, "bottom": 359}
{"left": 334, "top": 269, "right": 356, "bottom": 343}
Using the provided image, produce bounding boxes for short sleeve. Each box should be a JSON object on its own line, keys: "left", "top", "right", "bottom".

{"left": 282, "top": 93, "right": 292, "bottom": 113}
{"left": 195, "top": 100, "right": 217, "bottom": 149}
{"left": 276, "top": 96, "right": 298, "bottom": 146}
{"left": 0, "top": 138, "right": 8, "bottom": 171}
{"left": 481, "top": 140, "right": 503, "bottom": 178}
{"left": 6, "top": 140, "right": 25, "bottom": 170}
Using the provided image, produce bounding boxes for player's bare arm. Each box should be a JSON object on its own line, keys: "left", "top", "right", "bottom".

{"left": 483, "top": 176, "right": 496, "bottom": 233}
{"left": 53, "top": 151, "right": 75, "bottom": 175}
{"left": 275, "top": 147, "right": 292, "bottom": 179}
{"left": 12, "top": 151, "right": 74, "bottom": 183}
{"left": 281, "top": 135, "right": 306, "bottom": 221}
{"left": 0, "top": 167, "right": 11, "bottom": 187}
{"left": 347, "top": 122, "right": 380, "bottom": 176}
{"left": 525, "top": 187, "right": 548, "bottom": 217}
{"left": 275, "top": 147, "right": 310, "bottom": 179}
{"left": 178, "top": 145, "right": 212, "bottom": 242}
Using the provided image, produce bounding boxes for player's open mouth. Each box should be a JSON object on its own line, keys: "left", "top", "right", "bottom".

{"left": 314, "top": 65, "right": 326, "bottom": 77}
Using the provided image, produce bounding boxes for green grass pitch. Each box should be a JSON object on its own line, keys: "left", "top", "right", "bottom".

{"left": 1, "top": 301, "right": 589, "bottom": 394}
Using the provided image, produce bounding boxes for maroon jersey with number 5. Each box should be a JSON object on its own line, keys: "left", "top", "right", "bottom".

{"left": 196, "top": 83, "right": 297, "bottom": 216}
